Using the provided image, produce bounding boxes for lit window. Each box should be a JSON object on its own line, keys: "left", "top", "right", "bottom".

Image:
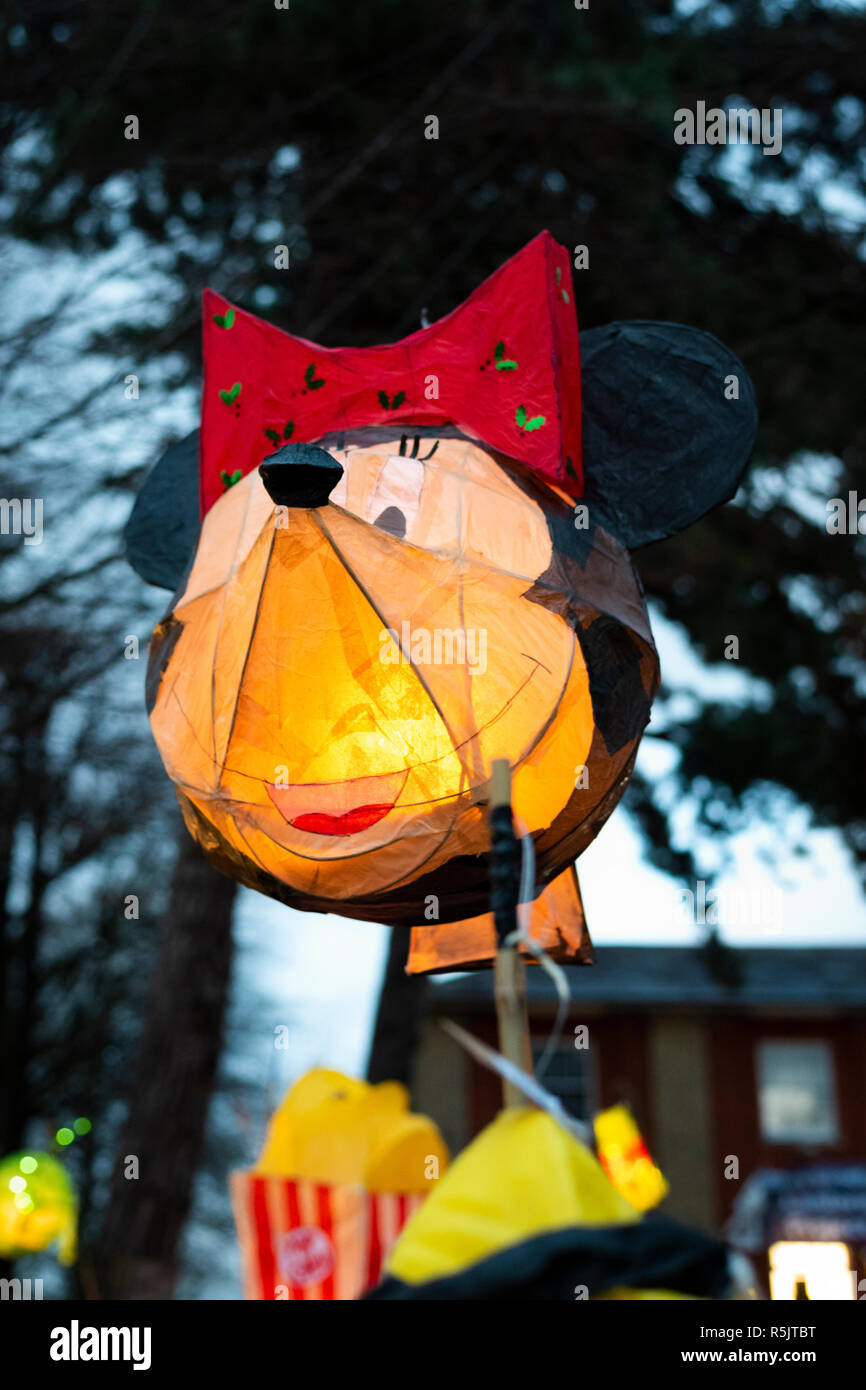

{"left": 756, "top": 1041, "right": 839, "bottom": 1145}
{"left": 531, "top": 1042, "right": 596, "bottom": 1122}
{"left": 768, "top": 1241, "right": 855, "bottom": 1300}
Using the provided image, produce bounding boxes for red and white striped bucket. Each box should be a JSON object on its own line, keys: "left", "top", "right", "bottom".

{"left": 230, "top": 1172, "right": 426, "bottom": 1301}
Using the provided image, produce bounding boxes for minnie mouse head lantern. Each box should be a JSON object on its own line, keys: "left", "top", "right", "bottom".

{"left": 125, "top": 233, "right": 756, "bottom": 972}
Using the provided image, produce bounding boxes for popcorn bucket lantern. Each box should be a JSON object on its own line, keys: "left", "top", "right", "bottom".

{"left": 230, "top": 1069, "right": 448, "bottom": 1301}
{"left": 230, "top": 1173, "right": 425, "bottom": 1301}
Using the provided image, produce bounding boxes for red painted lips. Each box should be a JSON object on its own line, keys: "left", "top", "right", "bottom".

{"left": 266, "top": 769, "right": 408, "bottom": 836}
{"left": 290, "top": 804, "right": 394, "bottom": 836}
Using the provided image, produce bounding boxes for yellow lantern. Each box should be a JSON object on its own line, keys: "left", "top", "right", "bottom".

{"left": 594, "top": 1104, "right": 669, "bottom": 1213}
{"left": 256, "top": 1068, "right": 448, "bottom": 1193}
{"left": 369, "top": 1108, "right": 726, "bottom": 1299}
{"left": 0, "top": 1151, "right": 77, "bottom": 1264}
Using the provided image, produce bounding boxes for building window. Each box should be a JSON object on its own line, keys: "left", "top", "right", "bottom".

{"left": 768, "top": 1241, "right": 856, "bottom": 1301}
{"left": 531, "top": 1040, "right": 596, "bottom": 1122}
{"left": 756, "top": 1040, "right": 840, "bottom": 1146}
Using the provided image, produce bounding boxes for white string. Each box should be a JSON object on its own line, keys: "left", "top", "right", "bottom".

{"left": 503, "top": 814, "right": 573, "bottom": 1083}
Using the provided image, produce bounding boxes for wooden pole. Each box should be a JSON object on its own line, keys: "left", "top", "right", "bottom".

{"left": 489, "top": 760, "right": 532, "bottom": 1107}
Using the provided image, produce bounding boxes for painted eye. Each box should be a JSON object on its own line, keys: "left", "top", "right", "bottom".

{"left": 373, "top": 505, "right": 407, "bottom": 539}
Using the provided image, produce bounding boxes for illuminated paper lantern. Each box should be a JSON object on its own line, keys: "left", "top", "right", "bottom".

{"left": 594, "top": 1103, "right": 669, "bottom": 1213}
{"left": 126, "top": 232, "right": 756, "bottom": 970}
{"left": 0, "top": 1151, "right": 77, "bottom": 1264}
{"left": 231, "top": 1172, "right": 426, "bottom": 1301}
{"left": 368, "top": 1108, "right": 727, "bottom": 1300}
{"left": 230, "top": 1069, "right": 447, "bottom": 1300}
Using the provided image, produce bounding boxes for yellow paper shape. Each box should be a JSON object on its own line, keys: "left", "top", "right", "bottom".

{"left": 365, "top": 1116, "right": 449, "bottom": 1194}
{"left": 593, "top": 1103, "right": 669, "bottom": 1213}
{"left": 255, "top": 1068, "right": 448, "bottom": 1194}
{"left": 387, "top": 1107, "right": 638, "bottom": 1286}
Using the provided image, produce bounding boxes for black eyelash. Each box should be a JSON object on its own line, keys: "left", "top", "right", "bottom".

{"left": 398, "top": 435, "right": 437, "bottom": 462}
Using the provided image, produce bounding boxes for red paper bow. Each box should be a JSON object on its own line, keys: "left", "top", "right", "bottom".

{"left": 200, "top": 230, "right": 582, "bottom": 517}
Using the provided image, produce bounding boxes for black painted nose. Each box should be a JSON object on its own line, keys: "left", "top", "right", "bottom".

{"left": 259, "top": 443, "right": 344, "bottom": 508}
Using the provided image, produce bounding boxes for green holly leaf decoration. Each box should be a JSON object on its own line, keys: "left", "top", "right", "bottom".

{"left": 565, "top": 455, "right": 579, "bottom": 480}
{"left": 304, "top": 363, "right": 325, "bottom": 390}
{"left": 392, "top": 390, "right": 406, "bottom": 409}
{"left": 492, "top": 341, "right": 517, "bottom": 368}
{"left": 220, "top": 469, "right": 242, "bottom": 489}
{"left": 213, "top": 308, "right": 235, "bottom": 329}
{"left": 219, "top": 382, "right": 241, "bottom": 404}
{"left": 378, "top": 389, "right": 406, "bottom": 410}
{"left": 265, "top": 420, "right": 295, "bottom": 446}
{"left": 378, "top": 390, "right": 389, "bottom": 410}
{"left": 515, "top": 406, "right": 546, "bottom": 432}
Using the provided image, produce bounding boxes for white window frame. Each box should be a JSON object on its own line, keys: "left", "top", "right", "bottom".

{"left": 756, "top": 1039, "right": 840, "bottom": 1146}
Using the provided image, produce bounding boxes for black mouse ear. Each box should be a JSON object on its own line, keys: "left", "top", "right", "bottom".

{"left": 579, "top": 322, "right": 757, "bottom": 549}
{"left": 124, "top": 430, "right": 201, "bottom": 589}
